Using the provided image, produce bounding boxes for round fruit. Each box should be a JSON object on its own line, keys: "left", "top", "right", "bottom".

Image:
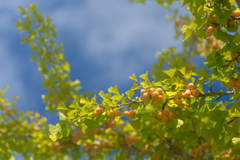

{"left": 157, "top": 112, "right": 163, "bottom": 119}
{"left": 157, "top": 95, "right": 163, "bottom": 101}
{"left": 232, "top": 10, "right": 240, "bottom": 17}
{"left": 163, "top": 109, "right": 170, "bottom": 116}
{"left": 115, "top": 110, "right": 122, "bottom": 116}
{"left": 205, "top": 30, "right": 212, "bottom": 37}
{"left": 110, "top": 110, "right": 116, "bottom": 116}
{"left": 96, "top": 106, "right": 103, "bottom": 114}
{"left": 229, "top": 77, "right": 236, "bottom": 85}
{"left": 184, "top": 89, "right": 191, "bottom": 98}
{"left": 235, "top": 79, "right": 240, "bottom": 87}
{"left": 179, "top": 92, "right": 185, "bottom": 98}
{"left": 162, "top": 116, "right": 169, "bottom": 123}
{"left": 156, "top": 88, "right": 163, "bottom": 95}
{"left": 236, "top": 87, "right": 240, "bottom": 92}
{"left": 142, "top": 92, "right": 150, "bottom": 100}
{"left": 152, "top": 91, "right": 159, "bottom": 99}
{"left": 192, "top": 89, "right": 200, "bottom": 97}
{"left": 147, "top": 88, "right": 155, "bottom": 95}
{"left": 93, "top": 110, "right": 98, "bottom": 117}
{"left": 168, "top": 112, "right": 174, "bottom": 119}
{"left": 228, "top": 20, "right": 237, "bottom": 27}
{"left": 129, "top": 110, "right": 136, "bottom": 119}
{"left": 207, "top": 26, "right": 214, "bottom": 33}
{"left": 140, "top": 89, "right": 146, "bottom": 95}
{"left": 123, "top": 111, "right": 130, "bottom": 117}
{"left": 225, "top": 82, "right": 232, "bottom": 90}
{"left": 187, "top": 83, "right": 195, "bottom": 90}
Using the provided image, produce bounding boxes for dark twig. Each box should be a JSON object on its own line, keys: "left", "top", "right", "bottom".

{"left": 222, "top": 54, "right": 240, "bottom": 67}
{"left": 216, "top": 95, "right": 222, "bottom": 101}
{"left": 227, "top": 117, "right": 240, "bottom": 124}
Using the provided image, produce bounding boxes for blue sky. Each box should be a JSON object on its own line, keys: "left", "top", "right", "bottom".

{"left": 0, "top": 0, "right": 186, "bottom": 121}
{"left": 0, "top": 0, "right": 225, "bottom": 159}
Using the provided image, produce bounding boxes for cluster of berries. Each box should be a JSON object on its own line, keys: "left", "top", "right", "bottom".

{"left": 140, "top": 87, "right": 164, "bottom": 101}
{"left": 102, "top": 120, "right": 116, "bottom": 129}
{"left": 190, "top": 142, "right": 210, "bottom": 158}
{"left": 123, "top": 110, "right": 136, "bottom": 119}
{"left": 227, "top": 9, "right": 240, "bottom": 28}
{"left": 156, "top": 109, "right": 174, "bottom": 123}
{"left": 175, "top": 83, "right": 200, "bottom": 108}
{"left": 93, "top": 106, "right": 103, "bottom": 117}
{"left": 106, "top": 110, "right": 122, "bottom": 120}
{"left": 201, "top": 37, "right": 221, "bottom": 51}
{"left": 93, "top": 106, "right": 121, "bottom": 121}
{"left": 226, "top": 74, "right": 240, "bottom": 92}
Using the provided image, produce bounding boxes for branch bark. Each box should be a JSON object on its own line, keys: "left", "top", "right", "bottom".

{"left": 236, "top": 0, "right": 240, "bottom": 8}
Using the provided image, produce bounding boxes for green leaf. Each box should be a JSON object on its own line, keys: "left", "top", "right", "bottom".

{"left": 164, "top": 69, "right": 177, "bottom": 78}
{"left": 63, "top": 62, "right": 70, "bottom": 71}
{"left": 111, "top": 93, "right": 124, "bottom": 101}
{"left": 129, "top": 118, "right": 141, "bottom": 130}
{"left": 57, "top": 102, "right": 69, "bottom": 111}
{"left": 3, "top": 86, "right": 9, "bottom": 92}
{"left": 125, "top": 90, "right": 134, "bottom": 99}
{"left": 69, "top": 99, "right": 79, "bottom": 109}
{"left": 179, "top": 67, "right": 186, "bottom": 75}
{"left": 232, "top": 138, "right": 240, "bottom": 145}
{"left": 108, "top": 85, "right": 119, "bottom": 95}
{"left": 201, "top": 128, "right": 211, "bottom": 141}
{"left": 49, "top": 124, "right": 59, "bottom": 135}
{"left": 30, "top": 55, "right": 37, "bottom": 61}
{"left": 84, "top": 118, "right": 101, "bottom": 129}
{"left": 49, "top": 124, "right": 60, "bottom": 141}
{"left": 30, "top": 42, "right": 38, "bottom": 53}
{"left": 27, "top": 3, "right": 37, "bottom": 12}
{"left": 181, "top": 0, "right": 190, "bottom": 7}
{"left": 20, "top": 36, "right": 26, "bottom": 44}
{"left": 16, "top": 18, "right": 22, "bottom": 29}
{"left": 129, "top": 73, "right": 138, "bottom": 82}
{"left": 80, "top": 98, "right": 87, "bottom": 104}
{"left": 182, "top": 28, "right": 192, "bottom": 41}
{"left": 139, "top": 71, "right": 149, "bottom": 81}
{"left": 99, "top": 90, "right": 106, "bottom": 99}
{"left": 131, "top": 81, "right": 140, "bottom": 90}
{"left": 166, "top": 119, "right": 184, "bottom": 128}
{"left": 181, "top": 25, "right": 189, "bottom": 33}
{"left": 166, "top": 0, "right": 173, "bottom": 5}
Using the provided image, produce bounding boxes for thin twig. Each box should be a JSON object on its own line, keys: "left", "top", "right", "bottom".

{"left": 227, "top": 117, "right": 240, "bottom": 124}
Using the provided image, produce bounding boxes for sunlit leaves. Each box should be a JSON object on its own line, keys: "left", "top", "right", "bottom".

{"left": 129, "top": 118, "right": 141, "bottom": 130}
{"left": 129, "top": 73, "right": 138, "bottom": 82}
{"left": 164, "top": 68, "right": 177, "bottom": 78}
{"left": 57, "top": 102, "right": 69, "bottom": 111}
{"left": 131, "top": 81, "right": 140, "bottom": 90}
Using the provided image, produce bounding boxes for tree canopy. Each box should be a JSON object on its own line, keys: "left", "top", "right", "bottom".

{"left": 1, "top": 0, "right": 240, "bottom": 159}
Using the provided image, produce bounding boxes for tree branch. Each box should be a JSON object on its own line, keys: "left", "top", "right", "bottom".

{"left": 227, "top": 117, "right": 240, "bottom": 124}
{"left": 236, "top": 0, "right": 240, "bottom": 8}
